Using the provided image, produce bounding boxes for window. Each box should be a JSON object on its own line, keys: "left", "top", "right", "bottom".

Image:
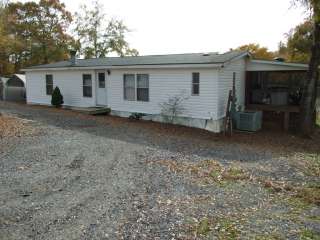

{"left": 46, "top": 74, "right": 53, "bottom": 95}
{"left": 123, "top": 74, "right": 150, "bottom": 101}
{"left": 137, "top": 74, "right": 149, "bottom": 101}
{"left": 124, "top": 74, "right": 135, "bottom": 101}
{"left": 192, "top": 72, "right": 200, "bottom": 95}
{"left": 83, "top": 74, "right": 92, "bottom": 97}
{"left": 98, "top": 73, "right": 105, "bottom": 88}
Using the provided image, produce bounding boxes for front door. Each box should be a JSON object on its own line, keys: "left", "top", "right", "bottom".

{"left": 96, "top": 72, "right": 107, "bottom": 105}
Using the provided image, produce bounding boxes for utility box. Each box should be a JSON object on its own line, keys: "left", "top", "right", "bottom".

{"left": 233, "top": 111, "right": 263, "bottom": 132}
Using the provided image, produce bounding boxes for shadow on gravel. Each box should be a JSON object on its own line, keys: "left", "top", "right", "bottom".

{"left": 1, "top": 102, "right": 319, "bottom": 163}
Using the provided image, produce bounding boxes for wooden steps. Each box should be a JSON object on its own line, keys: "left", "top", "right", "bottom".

{"left": 70, "top": 107, "right": 110, "bottom": 115}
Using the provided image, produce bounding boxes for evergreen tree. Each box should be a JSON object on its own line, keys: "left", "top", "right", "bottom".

{"left": 51, "top": 87, "right": 64, "bottom": 107}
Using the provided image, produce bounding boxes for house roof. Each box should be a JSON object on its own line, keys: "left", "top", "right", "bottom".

{"left": 250, "top": 59, "right": 309, "bottom": 69}
{"left": 14, "top": 74, "right": 26, "bottom": 83}
{"left": 24, "top": 50, "right": 249, "bottom": 70}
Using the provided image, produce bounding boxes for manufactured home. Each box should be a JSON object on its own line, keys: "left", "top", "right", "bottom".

{"left": 23, "top": 50, "right": 309, "bottom": 132}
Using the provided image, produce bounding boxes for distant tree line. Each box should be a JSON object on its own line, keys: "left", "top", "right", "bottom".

{"left": 0, "top": 0, "right": 138, "bottom": 76}
{"left": 232, "top": 20, "right": 313, "bottom": 63}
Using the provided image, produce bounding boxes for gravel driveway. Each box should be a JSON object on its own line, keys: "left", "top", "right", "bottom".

{"left": 0, "top": 102, "right": 319, "bottom": 240}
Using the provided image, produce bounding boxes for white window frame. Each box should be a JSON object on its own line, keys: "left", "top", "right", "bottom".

{"left": 136, "top": 74, "right": 149, "bottom": 102}
{"left": 123, "top": 74, "right": 136, "bottom": 101}
{"left": 45, "top": 74, "right": 53, "bottom": 96}
{"left": 123, "top": 73, "right": 149, "bottom": 102}
{"left": 192, "top": 72, "right": 200, "bottom": 96}
{"left": 83, "top": 74, "right": 92, "bottom": 98}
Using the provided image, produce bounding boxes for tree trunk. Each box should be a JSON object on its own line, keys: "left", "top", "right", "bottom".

{"left": 300, "top": 14, "right": 320, "bottom": 136}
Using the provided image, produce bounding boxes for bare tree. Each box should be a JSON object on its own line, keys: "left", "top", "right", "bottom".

{"left": 159, "top": 92, "right": 189, "bottom": 123}
{"left": 74, "top": 0, "right": 138, "bottom": 58}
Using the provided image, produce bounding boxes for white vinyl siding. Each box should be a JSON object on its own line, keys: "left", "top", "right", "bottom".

{"left": 217, "top": 58, "right": 246, "bottom": 118}
{"left": 108, "top": 68, "right": 219, "bottom": 119}
{"left": 26, "top": 68, "right": 220, "bottom": 119}
{"left": 26, "top": 70, "right": 96, "bottom": 107}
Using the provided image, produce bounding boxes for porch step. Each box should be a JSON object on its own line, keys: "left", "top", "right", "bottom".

{"left": 70, "top": 107, "right": 110, "bottom": 115}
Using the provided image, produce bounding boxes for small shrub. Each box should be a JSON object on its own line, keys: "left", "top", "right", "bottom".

{"left": 51, "top": 86, "right": 64, "bottom": 107}
{"left": 105, "top": 107, "right": 111, "bottom": 115}
{"left": 159, "top": 92, "right": 189, "bottom": 123}
{"left": 129, "top": 112, "right": 145, "bottom": 120}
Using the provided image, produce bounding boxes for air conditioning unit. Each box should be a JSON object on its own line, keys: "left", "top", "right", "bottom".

{"left": 233, "top": 111, "right": 262, "bottom": 132}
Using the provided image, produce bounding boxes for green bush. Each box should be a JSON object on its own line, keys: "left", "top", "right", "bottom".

{"left": 129, "top": 112, "right": 145, "bottom": 120}
{"left": 105, "top": 107, "right": 111, "bottom": 115}
{"left": 51, "top": 86, "right": 64, "bottom": 107}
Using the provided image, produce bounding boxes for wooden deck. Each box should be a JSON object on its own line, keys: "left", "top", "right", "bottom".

{"left": 246, "top": 104, "right": 300, "bottom": 131}
{"left": 246, "top": 104, "right": 300, "bottom": 113}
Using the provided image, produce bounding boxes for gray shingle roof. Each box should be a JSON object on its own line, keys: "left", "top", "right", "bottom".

{"left": 26, "top": 50, "right": 248, "bottom": 70}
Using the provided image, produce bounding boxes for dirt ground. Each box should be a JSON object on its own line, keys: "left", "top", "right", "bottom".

{"left": 0, "top": 102, "right": 319, "bottom": 240}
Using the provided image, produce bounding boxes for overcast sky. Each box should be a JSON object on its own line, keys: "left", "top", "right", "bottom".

{"left": 15, "top": 0, "right": 307, "bottom": 55}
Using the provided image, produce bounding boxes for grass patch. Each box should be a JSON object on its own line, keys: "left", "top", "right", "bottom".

{"left": 152, "top": 159, "right": 250, "bottom": 186}
{"left": 184, "top": 217, "right": 213, "bottom": 238}
{"left": 187, "top": 217, "right": 241, "bottom": 239}
{"left": 306, "top": 215, "right": 320, "bottom": 221}
{"left": 214, "top": 218, "right": 241, "bottom": 239}
{"left": 269, "top": 183, "right": 320, "bottom": 223}
{"left": 253, "top": 233, "right": 284, "bottom": 240}
{"left": 196, "top": 218, "right": 211, "bottom": 236}
{"left": 293, "top": 153, "right": 320, "bottom": 177}
{"left": 284, "top": 196, "right": 312, "bottom": 218}
{"left": 299, "top": 228, "right": 320, "bottom": 240}
{"left": 306, "top": 154, "right": 320, "bottom": 176}
{"left": 263, "top": 180, "right": 294, "bottom": 193}
{"left": 222, "top": 167, "right": 249, "bottom": 181}
{"left": 295, "top": 184, "right": 320, "bottom": 206}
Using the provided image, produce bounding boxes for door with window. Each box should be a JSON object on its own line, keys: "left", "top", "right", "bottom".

{"left": 96, "top": 72, "right": 107, "bottom": 105}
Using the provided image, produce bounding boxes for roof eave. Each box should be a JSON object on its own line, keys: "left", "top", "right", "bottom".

{"left": 22, "top": 63, "right": 223, "bottom": 72}
{"left": 250, "top": 59, "right": 309, "bottom": 69}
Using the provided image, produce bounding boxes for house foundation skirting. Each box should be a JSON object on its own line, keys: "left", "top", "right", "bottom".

{"left": 111, "top": 110, "right": 223, "bottom": 133}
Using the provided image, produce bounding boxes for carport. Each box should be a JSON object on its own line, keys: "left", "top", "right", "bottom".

{"left": 245, "top": 60, "right": 309, "bottom": 131}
